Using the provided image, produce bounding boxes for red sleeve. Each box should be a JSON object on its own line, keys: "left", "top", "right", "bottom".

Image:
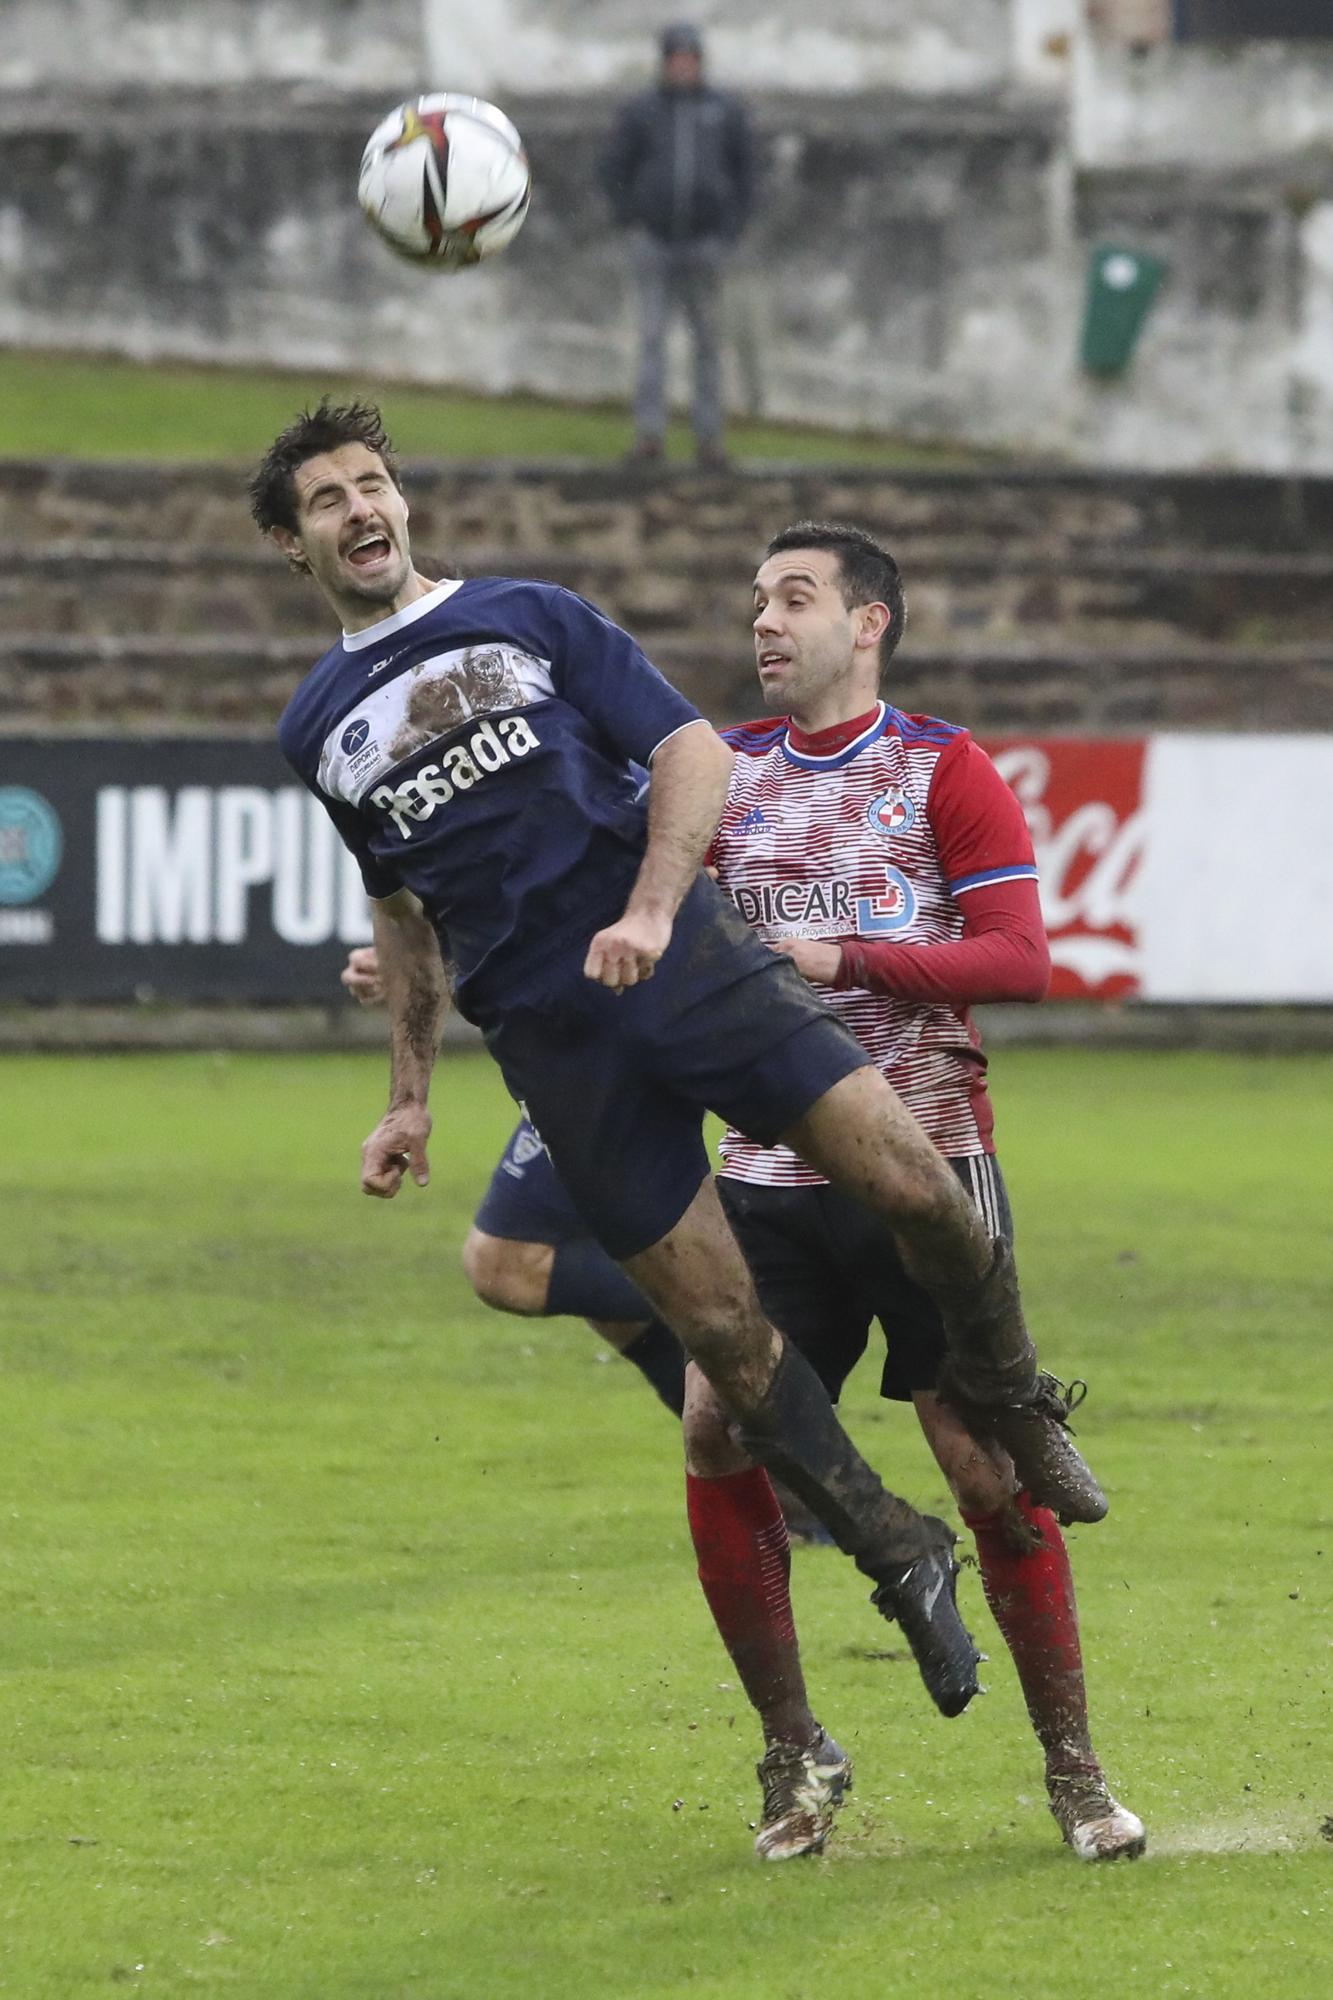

{"left": 834, "top": 876, "right": 1050, "bottom": 1005}
{"left": 833, "top": 737, "right": 1049, "bottom": 1005}
{"left": 927, "top": 733, "right": 1038, "bottom": 889}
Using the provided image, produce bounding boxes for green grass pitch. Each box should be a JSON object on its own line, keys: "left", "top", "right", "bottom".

{"left": 1, "top": 1046, "right": 1329, "bottom": 1999}
{"left": 0, "top": 348, "right": 972, "bottom": 465}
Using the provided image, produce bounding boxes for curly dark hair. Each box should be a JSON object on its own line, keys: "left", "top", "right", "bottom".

{"left": 763, "top": 520, "right": 906, "bottom": 673}
{"left": 248, "top": 397, "right": 402, "bottom": 537}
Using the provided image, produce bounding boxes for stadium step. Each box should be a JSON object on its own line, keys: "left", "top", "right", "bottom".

{"left": 5, "top": 632, "right": 1330, "bottom": 734}
{"left": 3, "top": 457, "right": 1333, "bottom": 556}
{"left": 5, "top": 457, "right": 1330, "bottom": 731}
{"left": 5, "top": 540, "right": 1332, "bottom": 651}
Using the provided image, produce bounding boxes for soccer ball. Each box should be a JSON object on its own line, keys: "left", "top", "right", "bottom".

{"left": 357, "top": 94, "right": 531, "bottom": 269}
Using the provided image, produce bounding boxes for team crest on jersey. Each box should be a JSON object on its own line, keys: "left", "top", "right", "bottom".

{"left": 867, "top": 788, "right": 916, "bottom": 836}
{"left": 855, "top": 866, "right": 917, "bottom": 935}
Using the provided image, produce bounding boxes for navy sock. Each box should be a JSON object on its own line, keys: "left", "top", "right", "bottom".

{"left": 618, "top": 1319, "right": 687, "bottom": 1416}
{"left": 544, "top": 1237, "right": 655, "bottom": 1322}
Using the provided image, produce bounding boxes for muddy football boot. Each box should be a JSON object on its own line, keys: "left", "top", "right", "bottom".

{"left": 933, "top": 1241, "right": 1107, "bottom": 1527}
{"left": 955, "top": 1374, "right": 1109, "bottom": 1527}
{"left": 870, "top": 1531, "right": 981, "bottom": 1719}
{"left": 754, "top": 1728, "right": 853, "bottom": 1861}
{"left": 1047, "top": 1766, "right": 1147, "bottom": 1860}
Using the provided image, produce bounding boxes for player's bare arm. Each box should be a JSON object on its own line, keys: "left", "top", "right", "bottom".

{"left": 360, "top": 890, "right": 448, "bottom": 1199}
{"left": 584, "top": 720, "right": 734, "bottom": 991}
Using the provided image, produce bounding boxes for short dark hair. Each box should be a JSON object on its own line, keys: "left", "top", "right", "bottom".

{"left": 248, "top": 397, "right": 401, "bottom": 538}
{"left": 763, "top": 520, "right": 906, "bottom": 672}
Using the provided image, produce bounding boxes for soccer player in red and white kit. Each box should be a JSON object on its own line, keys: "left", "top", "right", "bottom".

{"left": 688, "top": 522, "right": 1144, "bottom": 1864}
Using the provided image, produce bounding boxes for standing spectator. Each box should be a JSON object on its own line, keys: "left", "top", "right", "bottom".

{"left": 601, "top": 22, "right": 755, "bottom": 469}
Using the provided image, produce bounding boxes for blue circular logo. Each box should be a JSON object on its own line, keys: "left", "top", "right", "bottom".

{"left": 342, "top": 718, "right": 371, "bottom": 754}
{"left": 867, "top": 788, "right": 916, "bottom": 836}
{"left": 0, "top": 787, "right": 63, "bottom": 906}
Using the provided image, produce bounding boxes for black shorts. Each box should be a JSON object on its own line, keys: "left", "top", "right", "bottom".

{"left": 716, "top": 1155, "right": 1014, "bottom": 1402}
{"left": 482, "top": 874, "right": 871, "bottom": 1260}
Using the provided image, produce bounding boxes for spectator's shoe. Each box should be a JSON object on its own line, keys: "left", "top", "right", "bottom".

{"left": 754, "top": 1728, "right": 853, "bottom": 1861}
{"left": 1047, "top": 1766, "right": 1147, "bottom": 1861}
{"left": 870, "top": 1530, "right": 981, "bottom": 1718}
{"left": 947, "top": 1372, "right": 1108, "bottom": 1526}
{"left": 623, "top": 435, "right": 664, "bottom": 466}
{"left": 696, "top": 441, "right": 731, "bottom": 471}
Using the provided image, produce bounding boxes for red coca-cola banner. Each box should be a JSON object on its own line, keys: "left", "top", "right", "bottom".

{"left": 983, "top": 738, "right": 1147, "bottom": 1000}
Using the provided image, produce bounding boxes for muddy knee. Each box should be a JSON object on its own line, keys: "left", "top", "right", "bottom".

{"left": 683, "top": 1362, "right": 752, "bottom": 1477}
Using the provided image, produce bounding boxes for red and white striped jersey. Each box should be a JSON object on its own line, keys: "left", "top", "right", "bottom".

{"left": 712, "top": 702, "right": 1039, "bottom": 1183}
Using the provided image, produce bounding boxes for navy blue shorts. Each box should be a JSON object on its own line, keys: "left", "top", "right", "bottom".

{"left": 717, "top": 1155, "right": 1014, "bottom": 1402}
{"left": 473, "top": 1118, "right": 587, "bottom": 1246}
{"left": 482, "top": 874, "right": 871, "bottom": 1260}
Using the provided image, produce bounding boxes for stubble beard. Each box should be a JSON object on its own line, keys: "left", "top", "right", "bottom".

{"left": 329, "top": 544, "right": 413, "bottom": 615}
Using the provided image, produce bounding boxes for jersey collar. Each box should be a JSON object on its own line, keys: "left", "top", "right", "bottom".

{"left": 782, "top": 701, "right": 889, "bottom": 768}
{"left": 340, "top": 577, "right": 466, "bottom": 652}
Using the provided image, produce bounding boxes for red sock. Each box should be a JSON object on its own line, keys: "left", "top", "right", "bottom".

{"left": 963, "top": 1490, "right": 1095, "bottom": 1771}
{"left": 686, "top": 1467, "right": 813, "bottom": 1745}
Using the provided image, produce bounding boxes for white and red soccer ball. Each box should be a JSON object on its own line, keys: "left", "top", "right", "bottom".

{"left": 357, "top": 94, "right": 531, "bottom": 270}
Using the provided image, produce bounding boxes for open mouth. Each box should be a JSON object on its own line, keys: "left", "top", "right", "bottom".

{"left": 757, "top": 650, "right": 789, "bottom": 672}
{"left": 346, "top": 531, "right": 393, "bottom": 570}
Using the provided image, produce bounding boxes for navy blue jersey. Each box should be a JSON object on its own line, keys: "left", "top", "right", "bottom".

{"left": 278, "top": 577, "right": 702, "bottom": 1017}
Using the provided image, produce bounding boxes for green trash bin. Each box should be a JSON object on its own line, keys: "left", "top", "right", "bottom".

{"left": 1081, "top": 244, "right": 1167, "bottom": 377}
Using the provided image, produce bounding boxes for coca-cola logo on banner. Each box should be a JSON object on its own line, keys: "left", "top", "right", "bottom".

{"left": 985, "top": 739, "right": 1147, "bottom": 1000}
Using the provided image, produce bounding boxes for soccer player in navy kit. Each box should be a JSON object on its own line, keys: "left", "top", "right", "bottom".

{"left": 252, "top": 399, "right": 1103, "bottom": 1729}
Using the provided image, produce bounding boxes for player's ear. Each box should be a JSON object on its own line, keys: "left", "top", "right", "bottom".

{"left": 270, "top": 526, "right": 310, "bottom": 576}
{"left": 856, "top": 601, "right": 891, "bottom": 652}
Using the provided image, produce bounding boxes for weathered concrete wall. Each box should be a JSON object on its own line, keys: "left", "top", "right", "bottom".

{"left": 0, "top": 89, "right": 1072, "bottom": 443}
{"left": 0, "top": 0, "right": 427, "bottom": 91}
{"left": 6, "top": 85, "right": 1333, "bottom": 469}
{"left": 0, "top": 0, "right": 1013, "bottom": 97}
{"left": 1011, "top": 0, "right": 1080, "bottom": 88}
{"left": 1073, "top": 32, "right": 1333, "bottom": 167}
{"left": 421, "top": 0, "right": 1011, "bottom": 96}
{"left": 5, "top": 6, "right": 1333, "bottom": 468}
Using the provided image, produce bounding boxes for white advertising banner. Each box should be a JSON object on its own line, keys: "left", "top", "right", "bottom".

{"left": 984, "top": 734, "right": 1333, "bottom": 1003}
